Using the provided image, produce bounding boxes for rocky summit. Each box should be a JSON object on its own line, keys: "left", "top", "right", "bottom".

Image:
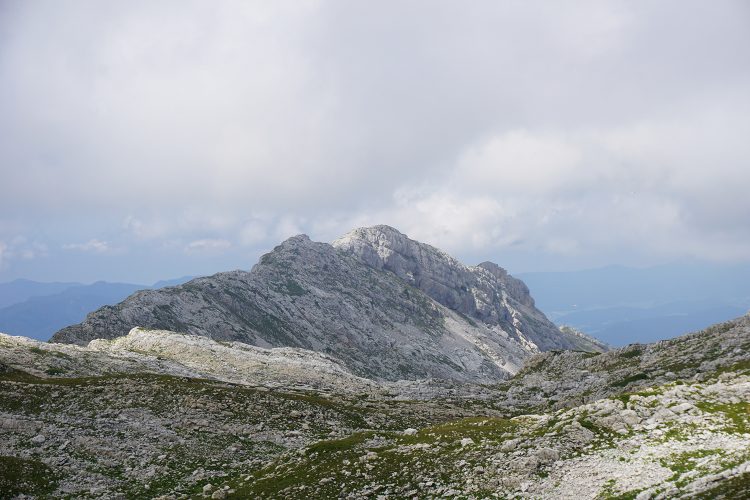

{"left": 51, "top": 226, "right": 605, "bottom": 382}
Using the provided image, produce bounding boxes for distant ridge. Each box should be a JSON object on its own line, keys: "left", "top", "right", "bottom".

{"left": 0, "top": 276, "right": 195, "bottom": 341}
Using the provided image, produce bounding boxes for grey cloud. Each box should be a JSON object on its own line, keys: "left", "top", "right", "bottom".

{"left": 62, "top": 239, "right": 112, "bottom": 254}
{"left": 0, "top": 0, "right": 748, "bottom": 281}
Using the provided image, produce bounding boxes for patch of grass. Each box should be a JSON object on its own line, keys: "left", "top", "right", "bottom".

{"left": 660, "top": 423, "right": 697, "bottom": 442}
{"left": 0, "top": 456, "right": 58, "bottom": 497}
{"left": 620, "top": 348, "right": 643, "bottom": 359}
{"left": 662, "top": 361, "right": 699, "bottom": 373}
{"left": 306, "top": 431, "right": 374, "bottom": 455}
{"left": 239, "top": 416, "right": 518, "bottom": 497}
{"left": 695, "top": 402, "right": 750, "bottom": 434}
{"left": 284, "top": 279, "right": 306, "bottom": 296}
{"left": 578, "top": 417, "right": 598, "bottom": 433}
{"left": 610, "top": 372, "right": 649, "bottom": 388}
{"left": 660, "top": 449, "right": 721, "bottom": 481}
{"left": 616, "top": 394, "right": 631, "bottom": 405}
{"left": 691, "top": 472, "right": 750, "bottom": 499}
{"left": 581, "top": 351, "right": 601, "bottom": 359}
{"left": 413, "top": 416, "right": 517, "bottom": 444}
{"left": 716, "top": 359, "right": 750, "bottom": 376}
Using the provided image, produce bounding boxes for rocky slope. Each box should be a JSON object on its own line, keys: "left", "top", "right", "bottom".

{"left": 333, "top": 226, "right": 603, "bottom": 352}
{"left": 1, "top": 328, "right": 378, "bottom": 395}
{"left": 0, "top": 330, "right": 501, "bottom": 499}
{"left": 498, "top": 314, "right": 750, "bottom": 414}
{"left": 51, "top": 226, "right": 605, "bottom": 382}
{"left": 1, "top": 315, "right": 749, "bottom": 498}
{"left": 245, "top": 369, "right": 750, "bottom": 499}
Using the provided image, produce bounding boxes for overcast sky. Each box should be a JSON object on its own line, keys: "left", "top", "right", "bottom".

{"left": 1, "top": 0, "right": 749, "bottom": 283}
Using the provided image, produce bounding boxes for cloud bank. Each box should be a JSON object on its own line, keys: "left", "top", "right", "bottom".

{"left": 1, "top": 0, "right": 749, "bottom": 281}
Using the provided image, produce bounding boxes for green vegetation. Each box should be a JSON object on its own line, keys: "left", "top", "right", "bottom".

{"left": 661, "top": 449, "right": 722, "bottom": 481}
{"left": 694, "top": 402, "right": 750, "bottom": 434}
{"left": 610, "top": 372, "right": 649, "bottom": 388}
{"left": 620, "top": 348, "right": 643, "bottom": 359}
{"left": 1, "top": 308, "right": 749, "bottom": 498}
{"left": 0, "top": 456, "right": 57, "bottom": 498}
{"left": 692, "top": 471, "right": 750, "bottom": 499}
{"left": 284, "top": 279, "right": 306, "bottom": 296}
{"left": 236, "top": 416, "right": 521, "bottom": 497}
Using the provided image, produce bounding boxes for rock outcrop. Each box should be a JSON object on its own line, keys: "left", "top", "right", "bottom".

{"left": 333, "top": 225, "right": 604, "bottom": 352}
{"left": 499, "top": 314, "right": 750, "bottom": 413}
{"left": 51, "top": 226, "right": 605, "bottom": 382}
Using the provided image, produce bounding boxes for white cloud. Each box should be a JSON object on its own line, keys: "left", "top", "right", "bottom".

{"left": 184, "top": 239, "right": 232, "bottom": 254}
{"left": 123, "top": 216, "right": 169, "bottom": 240}
{"left": 239, "top": 219, "right": 268, "bottom": 247}
{"left": 62, "top": 239, "right": 111, "bottom": 253}
{"left": 19, "top": 242, "right": 48, "bottom": 260}
{"left": 273, "top": 217, "right": 306, "bottom": 242}
{"left": 0, "top": 237, "right": 50, "bottom": 269}
{"left": 455, "top": 130, "right": 584, "bottom": 194}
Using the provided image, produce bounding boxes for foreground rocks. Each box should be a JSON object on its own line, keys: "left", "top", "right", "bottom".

{"left": 1, "top": 314, "right": 749, "bottom": 498}
{"left": 0, "top": 369, "right": 488, "bottom": 498}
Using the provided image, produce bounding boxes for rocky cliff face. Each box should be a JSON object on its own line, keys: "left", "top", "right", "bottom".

{"left": 333, "top": 226, "right": 602, "bottom": 352}
{"left": 51, "top": 226, "right": 605, "bottom": 382}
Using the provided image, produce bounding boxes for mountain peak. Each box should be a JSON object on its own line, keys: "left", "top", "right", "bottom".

{"left": 333, "top": 225, "right": 591, "bottom": 350}
{"left": 332, "top": 225, "right": 412, "bottom": 257}
{"left": 279, "top": 233, "right": 312, "bottom": 245}
{"left": 52, "top": 225, "right": 606, "bottom": 381}
{"left": 333, "top": 225, "right": 461, "bottom": 271}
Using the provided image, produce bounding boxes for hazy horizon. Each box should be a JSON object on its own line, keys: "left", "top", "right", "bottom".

{"left": 2, "top": 248, "right": 750, "bottom": 287}
{"left": 2, "top": 1, "right": 749, "bottom": 284}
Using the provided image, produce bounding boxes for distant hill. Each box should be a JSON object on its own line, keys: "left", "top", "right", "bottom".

{"left": 519, "top": 263, "right": 750, "bottom": 346}
{"left": 0, "top": 279, "right": 81, "bottom": 309}
{"left": 0, "top": 276, "right": 194, "bottom": 341}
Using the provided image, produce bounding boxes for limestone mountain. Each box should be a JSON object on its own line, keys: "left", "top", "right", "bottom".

{"left": 333, "top": 225, "right": 606, "bottom": 352}
{"left": 51, "top": 226, "right": 605, "bottom": 382}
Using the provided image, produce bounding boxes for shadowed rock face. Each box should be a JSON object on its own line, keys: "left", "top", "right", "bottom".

{"left": 51, "top": 226, "right": 605, "bottom": 382}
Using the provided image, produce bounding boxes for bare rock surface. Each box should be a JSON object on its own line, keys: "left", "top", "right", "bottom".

{"left": 498, "top": 314, "right": 750, "bottom": 413}
{"left": 333, "top": 225, "right": 605, "bottom": 352}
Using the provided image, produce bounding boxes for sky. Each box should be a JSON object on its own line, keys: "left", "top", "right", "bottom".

{"left": 1, "top": 0, "right": 749, "bottom": 284}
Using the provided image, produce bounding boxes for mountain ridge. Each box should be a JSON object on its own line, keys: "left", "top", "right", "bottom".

{"left": 0, "top": 276, "right": 195, "bottom": 340}
{"left": 50, "top": 226, "right": 605, "bottom": 382}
